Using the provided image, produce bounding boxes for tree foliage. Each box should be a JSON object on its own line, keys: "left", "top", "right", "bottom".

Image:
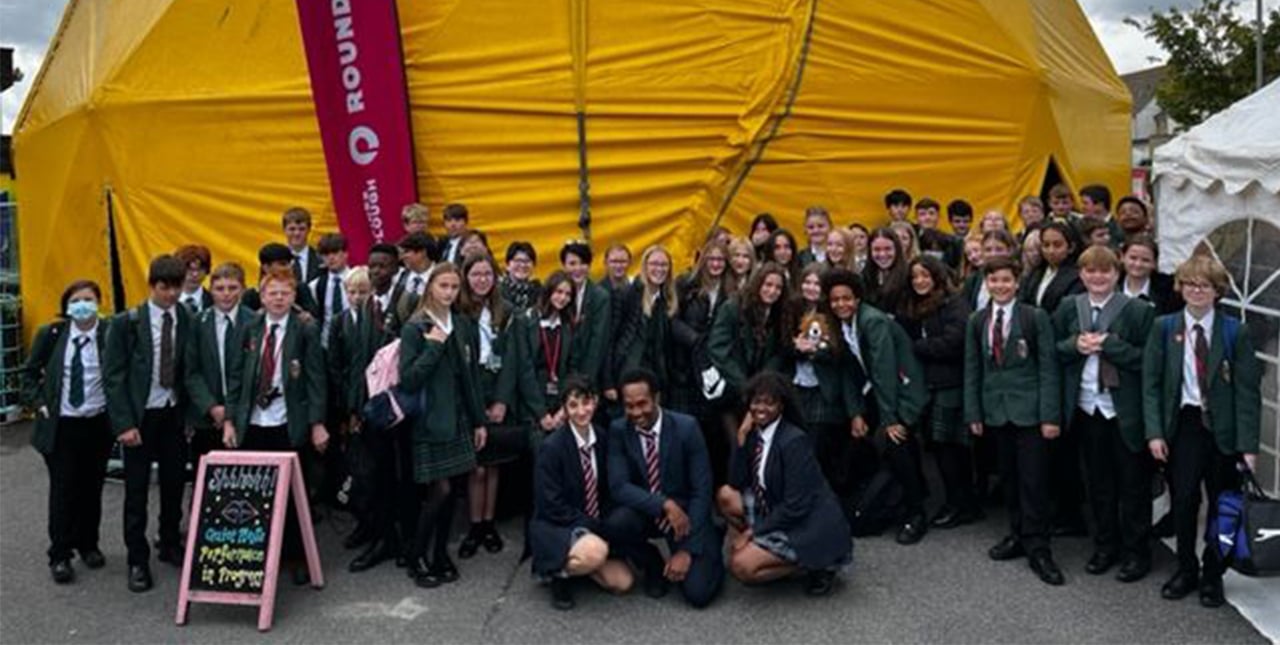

{"left": 1126, "top": 0, "right": 1280, "bottom": 127}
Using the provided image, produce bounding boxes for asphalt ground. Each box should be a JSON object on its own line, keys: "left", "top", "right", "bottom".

{"left": 0, "top": 422, "right": 1269, "bottom": 644}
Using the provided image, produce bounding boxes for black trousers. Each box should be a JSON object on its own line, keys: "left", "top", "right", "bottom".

{"left": 603, "top": 506, "right": 724, "bottom": 609}
{"left": 1076, "top": 409, "right": 1152, "bottom": 561}
{"left": 861, "top": 402, "right": 926, "bottom": 517}
{"left": 935, "top": 443, "right": 977, "bottom": 513}
{"left": 993, "top": 424, "right": 1051, "bottom": 555}
{"left": 394, "top": 425, "right": 421, "bottom": 558}
{"left": 242, "top": 424, "right": 304, "bottom": 561}
{"left": 1168, "top": 407, "right": 1239, "bottom": 579}
{"left": 356, "top": 427, "right": 402, "bottom": 547}
{"left": 122, "top": 406, "right": 185, "bottom": 566}
{"left": 811, "top": 421, "right": 856, "bottom": 502}
{"left": 44, "top": 414, "right": 113, "bottom": 564}
{"left": 1048, "top": 422, "right": 1086, "bottom": 528}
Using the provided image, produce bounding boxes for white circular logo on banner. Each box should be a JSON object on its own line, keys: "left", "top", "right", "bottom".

{"left": 349, "top": 126, "right": 379, "bottom": 165}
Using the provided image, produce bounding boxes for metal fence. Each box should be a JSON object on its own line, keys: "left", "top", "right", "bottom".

{"left": 0, "top": 199, "right": 20, "bottom": 423}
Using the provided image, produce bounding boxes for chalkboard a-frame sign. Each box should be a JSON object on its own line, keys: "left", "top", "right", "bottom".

{"left": 175, "top": 451, "right": 324, "bottom": 631}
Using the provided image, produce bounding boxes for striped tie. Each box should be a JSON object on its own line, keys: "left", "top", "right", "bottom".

{"left": 751, "top": 431, "right": 768, "bottom": 518}
{"left": 581, "top": 446, "right": 599, "bottom": 519}
{"left": 639, "top": 429, "right": 667, "bottom": 531}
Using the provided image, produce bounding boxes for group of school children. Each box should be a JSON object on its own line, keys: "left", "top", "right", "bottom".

{"left": 21, "top": 184, "right": 1261, "bottom": 612}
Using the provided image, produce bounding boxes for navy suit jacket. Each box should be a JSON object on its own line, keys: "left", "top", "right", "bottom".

{"left": 530, "top": 425, "right": 612, "bottom": 575}
{"left": 728, "top": 420, "right": 851, "bottom": 569}
{"left": 607, "top": 409, "right": 714, "bottom": 556}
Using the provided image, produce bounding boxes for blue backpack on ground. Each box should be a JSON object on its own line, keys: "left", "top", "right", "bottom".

{"left": 1212, "top": 466, "right": 1280, "bottom": 577}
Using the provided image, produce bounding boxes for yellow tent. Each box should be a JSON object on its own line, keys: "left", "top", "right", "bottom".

{"left": 13, "top": 0, "right": 1130, "bottom": 335}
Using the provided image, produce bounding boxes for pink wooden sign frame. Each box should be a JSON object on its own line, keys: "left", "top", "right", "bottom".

{"left": 175, "top": 451, "right": 324, "bottom": 632}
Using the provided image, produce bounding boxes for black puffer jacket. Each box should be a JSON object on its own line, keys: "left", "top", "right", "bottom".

{"left": 898, "top": 293, "right": 970, "bottom": 391}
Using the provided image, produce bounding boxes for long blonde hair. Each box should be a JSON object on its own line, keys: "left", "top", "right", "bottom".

{"left": 639, "top": 245, "right": 679, "bottom": 318}
{"left": 411, "top": 262, "right": 461, "bottom": 321}
{"left": 725, "top": 236, "right": 756, "bottom": 295}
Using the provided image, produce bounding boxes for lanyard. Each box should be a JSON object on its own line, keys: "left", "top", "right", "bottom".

{"left": 539, "top": 325, "right": 562, "bottom": 382}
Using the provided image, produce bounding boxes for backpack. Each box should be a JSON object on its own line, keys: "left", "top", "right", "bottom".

{"left": 361, "top": 325, "right": 429, "bottom": 432}
{"left": 1212, "top": 468, "right": 1280, "bottom": 577}
{"left": 1161, "top": 313, "right": 1240, "bottom": 360}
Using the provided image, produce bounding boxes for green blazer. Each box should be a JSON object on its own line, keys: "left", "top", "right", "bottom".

{"left": 569, "top": 279, "right": 611, "bottom": 388}
{"left": 963, "top": 302, "right": 1061, "bottom": 428}
{"left": 1142, "top": 310, "right": 1261, "bottom": 455}
{"left": 846, "top": 304, "right": 928, "bottom": 429}
{"left": 623, "top": 293, "right": 674, "bottom": 393}
{"left": 398, "top": 314, "right": 487, "bottom": 444}
{"left": 328, "top": 299, "right": 399, "bottom": 419}
{"left": 226, "top": 314, "right": 326, "bottom": 447}
{"left": 511, "top": 312, "right": 574, "bottom": 418}
{"left": 466, "top": 308, "right": 521, "bottom": 421}
{"left": 21, "top": 318, "right": 113, "bottom": 454}
{"left": 184, "top": 306, "right": 256, "bottom": 429}
{"left": 707, "top": 299, "right": 785, "bottom": 400}
{"left": 103, "top": 302, "right": 193, "bottom": 435}
{"left": 1052, "top": 294, "right": 1155, "bottom": 452}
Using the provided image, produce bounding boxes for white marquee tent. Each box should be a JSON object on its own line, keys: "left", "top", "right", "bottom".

{"left": 1154, "top": 78, "right": 1280, "bottom": 496}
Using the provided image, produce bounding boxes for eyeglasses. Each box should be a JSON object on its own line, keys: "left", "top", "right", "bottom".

{"left": 1181, "top": 281, "right": 1215, "bottom": 292}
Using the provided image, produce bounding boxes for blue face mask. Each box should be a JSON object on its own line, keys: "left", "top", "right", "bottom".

{"left": 66, "top": 300, "right": 99, "bottom": 322}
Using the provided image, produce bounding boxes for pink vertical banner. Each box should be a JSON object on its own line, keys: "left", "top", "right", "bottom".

{"left": 294, "top": 0, "right": 416, "bottom": 263}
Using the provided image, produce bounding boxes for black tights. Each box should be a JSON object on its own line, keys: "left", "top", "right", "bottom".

{"left": 413, "top": 475, "right": 465, "bottom": 563}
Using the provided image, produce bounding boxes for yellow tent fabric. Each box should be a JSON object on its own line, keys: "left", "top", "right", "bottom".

{"left": 13, "top": 0, "right": 1129, "bottom": 338}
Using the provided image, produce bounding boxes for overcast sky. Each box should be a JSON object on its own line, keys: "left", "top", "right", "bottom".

{"left": 1, "top": 0, "right": 1277, "bottom": 133}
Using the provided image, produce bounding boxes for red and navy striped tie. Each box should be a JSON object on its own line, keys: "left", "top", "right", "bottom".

{"left": 752, "top": 432, "right": 768, "bottom": 517}
{"left": 581, "top": 446, "right": 599, "bottom": 519}
{"left": 639, "top": 429, "right": 668, "bottom": 531}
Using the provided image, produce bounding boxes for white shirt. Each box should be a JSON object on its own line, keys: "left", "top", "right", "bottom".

{"left": 1122, "top": 276, "right": 1151, "bottom": 300}
{"left": 571, "top": 423, "right": 598, "bottom": 479}
{"left": 793, "top": 360, "right": 819, "bottom": 388}
{"left": 428, "top": 310, "right": 454, "bottom": 336}
{"left": 1181, "top": 308, "right": 1215, "bottom": 408}
{"left": 215, "top": 307, "right": 239, "bottom": 397}
{"left": 754, "top": 417, "right": 780, "bottom": 489}
{"left": 637, "top": 408, "right": 664, "bottom": 454}
{"left": 975, "top": 280, "right": 992, "bottom": 313}
{"left": 61, "top": 321, "right": 106, "bottom": 417}
{"left": 809, "top": 244, "right": 827, "bottom": 263}
{"left": 180, "top": 287, "right": 206, "bottom": 313}
{"left": 478, "top": 306, "right": 496, "bottom": 368}
{"left": 251, "top": 314, "right": 290, "bottom": 427}
{"left": 444, "top": 237, "right": 462, "bottom": 263}
{"left": 146, "top": 303, "right": 179, "bottom": 409}
{"left": 314, "top": 269, "right": 351, "bottom": 348}
{"left": 1078, "top": 295, "right": 1116, "bottom": 418}
{"left": 372, "top": 290, "right": 393, "bottom": 320}
{"left": 293, "top": 247, "right": 313, "bottom": 283}
{"left": 988, "top": 301, "right": 1014, "bottom": 354}
{"left": 1035, "top": 266, "right": 1058, "bottom": 307}
{"left": 407, "top": 268, "right": 432, "bottom": 297}
{"left": 575, "top": 282, "right": 587, "bottom": 319}
{"left": 841, "top": 320, "right": 871, "bottom": 394}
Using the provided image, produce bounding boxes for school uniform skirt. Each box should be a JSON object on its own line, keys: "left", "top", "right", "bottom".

{"left": 413, "top": 431, "right": 476, "bottom": 483}
{"left": 797, "top": 385, "right": 845, "bottom": 428}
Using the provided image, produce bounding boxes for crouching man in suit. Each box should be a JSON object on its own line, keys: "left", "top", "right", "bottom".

{"left": 606, "top": 368, "right": 725, "bottom": 608}
{"left": 530, "top": 375, "right": 634, "bottom": 610}
{"left": 718, "top": 371, "right": 852, "bottom": 596}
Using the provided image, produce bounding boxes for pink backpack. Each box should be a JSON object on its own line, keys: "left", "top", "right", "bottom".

{"left": 365, "top": 339, "right": 402, "bottom": 398}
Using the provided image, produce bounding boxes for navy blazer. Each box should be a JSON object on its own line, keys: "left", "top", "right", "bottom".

{"left": 530, "top": 425, "right": 612, "bottom": 575}
{"left": 728, "top": 420, "right": 851, "bottom": 569}
{"left": 607, "top": 409, "right": 715, "bottom": 556}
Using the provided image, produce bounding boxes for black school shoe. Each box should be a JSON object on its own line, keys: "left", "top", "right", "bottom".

{"left": 804, "top": 570, "right": 836, "bottom": 596}
{"left": 1199, "top": 577, "right": 1225, "bottom": 608}
{"left": 895, "top": 515, "right": 927, "bottom": 545}
{"left": 550, "top": 578, "right": 576, "bottom": 610}
{"left": 1115, "top": 557, "right": 1150, "bottom": 583}
{"left": 127, "top": 565, "right": 153, "bottom": 593}
{"left": 458, "top": 526, "right": 483, "bottom": 560}
{"left": 1161, "top": 570, "right": 1199, "bottom": 600}
{"left": 988, "top": 535, "right": 1026, "bottom": 561}
{"left": 1029, "top": 551, "right": 1065, "bottom": 586}
{"left": 1084, "top": 551, "right": 1118, "bottom": 575}
{"left": 50, "top": 560, "right": 75, "bottom": 584}
{"left": 79, "top": 549, "right": 106, "bottom": 569}
{"left": 433, "top": 556, "right": 460, "bottom": 584}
